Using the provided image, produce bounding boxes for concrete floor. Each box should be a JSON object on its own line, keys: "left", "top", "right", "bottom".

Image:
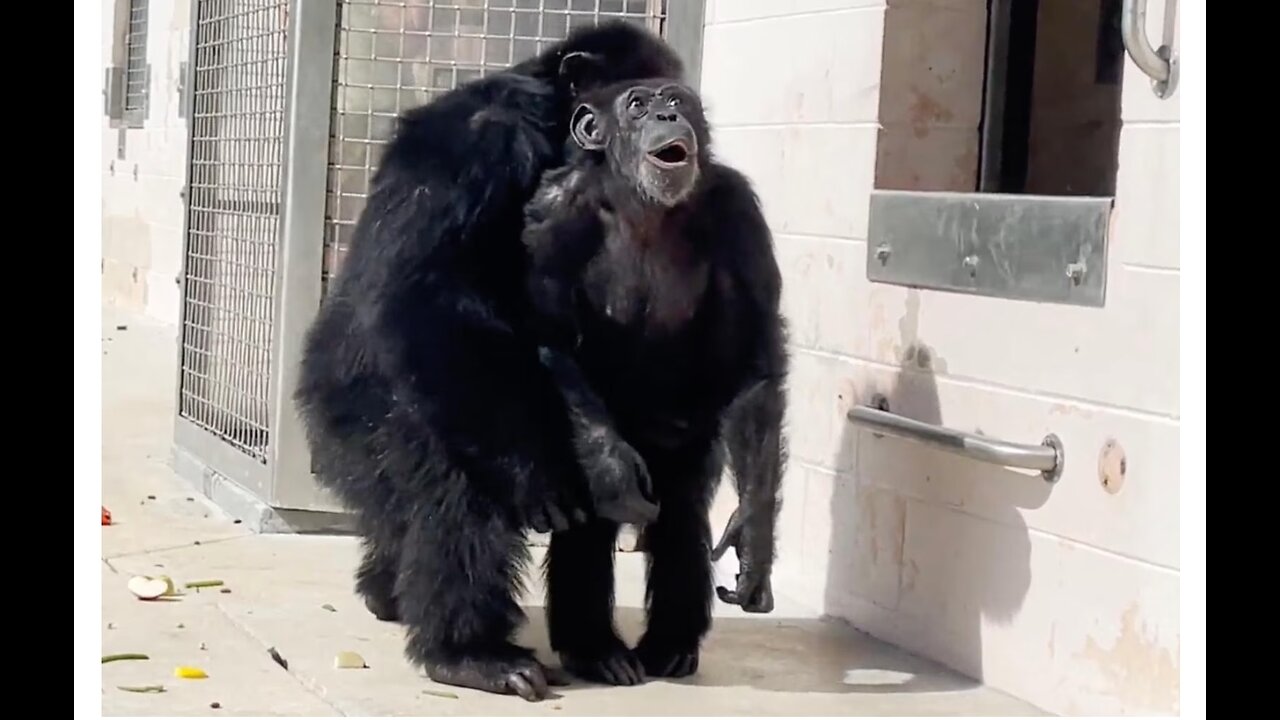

{"left": 100, "top": 307, "right": 1044, "bottom": 717}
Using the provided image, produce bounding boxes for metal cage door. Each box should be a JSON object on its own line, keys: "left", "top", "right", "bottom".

{"left": 175, "top": 0, "right": 293, "bottom": 503}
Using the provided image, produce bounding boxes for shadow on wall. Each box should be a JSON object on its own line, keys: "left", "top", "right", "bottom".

{"left": 823, "top": 290, "right": 1053, "bottom": 686}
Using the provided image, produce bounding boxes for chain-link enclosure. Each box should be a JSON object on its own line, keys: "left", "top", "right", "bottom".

{"left": 322, "top": 0, "right": 667, "bottom": 289}
{"left": 179, "top": 0, "right": 291, "bottom": 463}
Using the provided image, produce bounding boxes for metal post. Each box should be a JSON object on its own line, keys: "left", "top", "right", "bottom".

{"left": 268, "top": 0, "right": 340, "bottom": 511}
{"left": 172, "top": 0, "right": 203, "bottom": 465}
{"left": 664, "top": 0, "right": 706, "bottom": 90}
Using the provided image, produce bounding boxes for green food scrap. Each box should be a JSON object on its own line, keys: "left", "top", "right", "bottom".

{"left": 117, "top": 685, "right": 166, "bottom": 694}
{"left": 184, "top": 579, "right": 225, "bottom": 590}
{"left": 102, "top": 653, "right": 150, "bottom": 664}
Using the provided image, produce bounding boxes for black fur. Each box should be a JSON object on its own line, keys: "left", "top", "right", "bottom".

{"left": 294, "top": 23, "right": 683, "bottom": 702}
{"left": 521, "top": 79, "right": 789, "bottom": 685}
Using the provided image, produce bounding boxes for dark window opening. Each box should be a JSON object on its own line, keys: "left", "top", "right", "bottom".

{"left": 978, "top": 0, "right": 1124, "bottom": 196}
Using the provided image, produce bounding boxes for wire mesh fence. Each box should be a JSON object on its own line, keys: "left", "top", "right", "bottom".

{"left": 321, "top": 0, "right": 667, "bottom": 289}
{"left": 177, "top": 0, "right": 675, "bottom": 472}
{"left": 124, "top": 0, "right": 150, "bottom": 122}
{"left": 179, "top": 0, "right": 291, "bottom": 462}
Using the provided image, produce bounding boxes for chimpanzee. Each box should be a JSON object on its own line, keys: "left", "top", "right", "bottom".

{"left": 520, "top": 78, "right": 788, "bottom": 686}
{"left": 294, "top": 23, "right": 692, "bottom": 702}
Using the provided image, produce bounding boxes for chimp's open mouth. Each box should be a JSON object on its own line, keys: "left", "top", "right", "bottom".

{"left": 647, "top": 140, "right": 691, "bottom": 167}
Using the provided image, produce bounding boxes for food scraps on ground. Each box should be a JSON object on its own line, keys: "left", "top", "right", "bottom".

{"left": 184, "top": 579, "right": 224, "bottom": 590}
{"left": 117, "top": 685, "right": 166, "bottom": 694}
{"left": 127, "top": 575, "right": 177, "bottom": 600}
{"left": 333, "top": 651, "right": 367, "bottom": 669}
{"left": 102, "top": 653, "right": 149, "bottom": 664}
{"left": 174, "top": 666, "right": 209, "bottom": 679}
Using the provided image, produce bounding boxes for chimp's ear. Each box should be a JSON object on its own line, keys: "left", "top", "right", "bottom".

{"left": 570, "top": 103, "right": 605, "bottom": 151}
{"left": 558, "top": 51, "right": 603, "bottom": 93}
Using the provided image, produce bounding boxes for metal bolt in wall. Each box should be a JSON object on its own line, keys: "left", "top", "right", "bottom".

{"left": 1066, "top": 262, "right": 1086, "bottom": 285}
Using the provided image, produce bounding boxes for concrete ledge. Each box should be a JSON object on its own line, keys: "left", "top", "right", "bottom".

{"left": 171, "top": 444, "right": 355, "bottom": 535}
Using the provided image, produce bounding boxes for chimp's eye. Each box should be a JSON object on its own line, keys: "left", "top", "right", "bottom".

{"left": 667, "top": 96, "right": 681, "bottom": 108}
{"left": 628, "top": 96, "right": 644, "bottom": 110}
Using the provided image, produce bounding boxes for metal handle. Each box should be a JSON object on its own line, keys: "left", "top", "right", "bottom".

{"left": 1121, "top": 0, "right": 1177, "bottom": 98}
{"left": 847, "top": 405, "right": 1064, "bottom": 483}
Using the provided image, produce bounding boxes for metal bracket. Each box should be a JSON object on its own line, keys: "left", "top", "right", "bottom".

{"left": 867, "top": 190, "right": 1112, "bottom": 307}
{"left": 850, "top": 399, "right": 1064, "bottom": 483}
{"left": 177, "top": 61, "right": 189, "bottom": 119}
{"left": 1151, "top": 43, "right": 1178, "bottom": 100}
{"left": 142, "top": 63, "right": 152, "bottom": 122}
{"left": 103, "top": 66, "right": 125, "bottom": 120}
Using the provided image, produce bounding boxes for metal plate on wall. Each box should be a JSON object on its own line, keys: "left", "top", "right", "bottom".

{"left": 866, "top": 190, "right": 1113, "bottom": 307}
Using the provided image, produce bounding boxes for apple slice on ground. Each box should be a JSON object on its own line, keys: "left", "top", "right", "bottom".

{"left": 127, "top": 575, "right": 175, "bottom": 600}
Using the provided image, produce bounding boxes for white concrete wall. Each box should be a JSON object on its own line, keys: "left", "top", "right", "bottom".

{"left": 701, "top": 0, "right": 1180, "bottom": 715}
{"left": 101, "top": 0, "right": 191, "bottom": 326}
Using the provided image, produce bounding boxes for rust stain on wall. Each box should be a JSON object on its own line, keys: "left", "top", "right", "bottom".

{"left": 907, "top": 88, "right": 955, "bottom": 139}
{"left": 1079, "top": 603, "right": 1180, "bottom": 713}
{"left": 1049, "top": 403, "right": 1095, "bottom": 419}
{"left": 867, "top": 300, "right": 895, "bottom": 362}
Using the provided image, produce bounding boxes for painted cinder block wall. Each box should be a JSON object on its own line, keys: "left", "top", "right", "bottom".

{"left": 101, "top": 0, "right": 190, "bottom": 326}
{"left": 699, "top": 0, "right": 1180, "bottom": 715}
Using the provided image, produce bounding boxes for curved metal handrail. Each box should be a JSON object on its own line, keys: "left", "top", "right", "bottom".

{"left": 1121, "top": 0, "right": 1177, "bottom": 98}
{"left": 847, "top": 405, "right": 1064, "bottom": 483}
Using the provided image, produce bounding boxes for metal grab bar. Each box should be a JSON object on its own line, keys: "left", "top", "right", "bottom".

{"left": 847, "top": 405, "right": 1065, "bottom": 483}
{"left": 1121, "top": 0, "right": 1177, "bottom": 98}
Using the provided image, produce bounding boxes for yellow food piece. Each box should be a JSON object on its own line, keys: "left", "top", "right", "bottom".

{"left": 174, "top": 666, "right": 209, "bottom": 679}
{"left": 333, "top": 651, "right": 367, "bottom": 669}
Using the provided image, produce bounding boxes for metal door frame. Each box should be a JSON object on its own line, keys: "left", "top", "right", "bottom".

{"left": 266, "top": 0, "right": 340, "bottom": 511}
{"left": 173, "top": 0, "right": 338, "bottom": 514}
